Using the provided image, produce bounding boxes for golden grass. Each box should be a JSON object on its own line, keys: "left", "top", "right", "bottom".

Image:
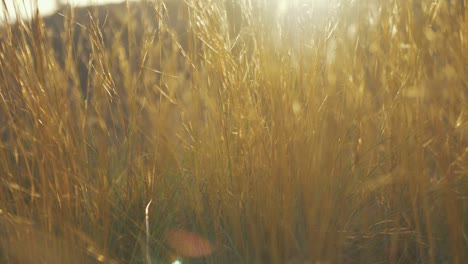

{"left": 0, "top": 0, "right": 466, "bottom": 263}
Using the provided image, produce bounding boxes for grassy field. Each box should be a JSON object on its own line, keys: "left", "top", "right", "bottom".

{"left": 0, "top": 0, "right": 466, "bottom": 263}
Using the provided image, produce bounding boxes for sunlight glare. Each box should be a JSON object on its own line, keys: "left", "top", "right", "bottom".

{"left": 276, "top": 0, "right": 330, "bottom": 17}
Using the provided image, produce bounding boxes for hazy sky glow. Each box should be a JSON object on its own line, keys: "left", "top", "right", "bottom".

{"left": 1, "top": 0, "right": 333, "bottom": 23}
{"left": 0, "top": 0, "right": 133, "bottom": 21}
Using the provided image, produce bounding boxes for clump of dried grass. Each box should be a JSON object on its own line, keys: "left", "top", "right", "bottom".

{"left": 0, "top": 0, "right": 466, "bottom": 263}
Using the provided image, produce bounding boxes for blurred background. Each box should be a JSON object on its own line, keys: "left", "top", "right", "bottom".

{"left": 0, "top": 0, "right": 137, "bottom": 21}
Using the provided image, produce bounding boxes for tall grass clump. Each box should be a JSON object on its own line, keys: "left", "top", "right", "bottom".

{"left": 0, "top": 0, "right": 466, "bottom": 263}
